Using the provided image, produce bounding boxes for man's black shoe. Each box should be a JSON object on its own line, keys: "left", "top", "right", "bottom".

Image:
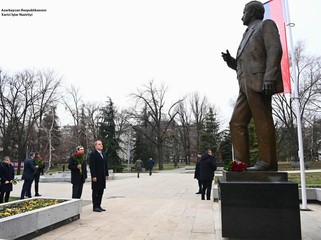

{"left": 195, "top": 192, "right": 201, "bottom": 194}
{"left": 99, "top": 207, "right": 106, "bottom": 211}
{"left": 35, "top": 194, "right": 41, "bottom": 196}
{"left": 93, "top": 208, "right": 102, "bottom": 212}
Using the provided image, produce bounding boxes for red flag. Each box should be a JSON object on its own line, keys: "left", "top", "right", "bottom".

{"left": 264, "top": 0, "right": 291, "bottom": 93}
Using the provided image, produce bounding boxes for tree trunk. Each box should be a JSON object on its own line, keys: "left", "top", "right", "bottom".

{"left": 157, "top": 143, "right": 163, "bottom": 170}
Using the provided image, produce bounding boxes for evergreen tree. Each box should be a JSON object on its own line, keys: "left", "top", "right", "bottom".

{"left": 98, "top": 98, "right": 122, "bottom": 172}
{"left": 219, "top": 129, "right": 232, "bottom": 163}
{"left": 132, "top": 107, "right": 155, "bottom": 166}
{"left": 200, "top": 107, "right": 220, "bottom": 159}
{"left": 132, "top": 130, "right": 154, "bottom": 167}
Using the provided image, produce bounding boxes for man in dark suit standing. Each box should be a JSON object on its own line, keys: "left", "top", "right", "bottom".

{"left": 20, "top": 152, "right": 36, "bottom": 199}
{"left": 221, "top": 1, "right": 283, "bottom": 171}
{"left": 68, "top": 146, "right": 87, "bottom": 199}
{"left": 89, "top": 140, "right": 109, "bottom": 212}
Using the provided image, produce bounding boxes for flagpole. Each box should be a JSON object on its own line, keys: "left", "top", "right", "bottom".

{"left": 283, "top": 0, "right": 308, "bottom": 210}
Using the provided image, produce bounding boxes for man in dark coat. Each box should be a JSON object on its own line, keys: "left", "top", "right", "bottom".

{"left": 194, "top": 153, "right": 202, "bottom": 194}
{"left": 199, "top": 149, "right": 217, "bottom": 200}
{"left": 68, "top": 146, "right": 88, "bottom": 199}
{"left": 221, "top": 1, "right": 283, "bottom": 171}
{"left": 89, "top": 140, "right": 109, "bottom": 212}
{"left": 0, "top": 156, "right": 15, "bottom": 203}
{"left": 20, "top": 152, "right": 36, "bottom": 199}
{"left": 146, "top": 158, "right": 155, "bottom": 176}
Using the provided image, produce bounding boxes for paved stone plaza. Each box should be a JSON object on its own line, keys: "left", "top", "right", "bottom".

{"left": 9, "top": 168, "right": 321, "bottom": 240}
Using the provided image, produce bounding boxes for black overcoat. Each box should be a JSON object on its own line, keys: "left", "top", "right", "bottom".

{"left": 68, "top": 156, "right": 88, "bottom": 184}
{"left": 22, "top": 157, "right": 35, "bottom": 180}
{"left": 194, "top": 157, "right": 201, "bottom": 180}
{"left": 199, "top": 153, "right": 217, "bottom": 181}
{"left": 89, "top": 150, "right": 109, "bottom": 190}
{"left": 0, "top": 162, "right": 14, "bottom": 192}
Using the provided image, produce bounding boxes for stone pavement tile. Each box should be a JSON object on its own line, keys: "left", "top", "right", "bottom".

{"left": 171, "top": 218, "right": 194, "bottom": 239}
{"left": 190, "top": 233, "right": 215, "bottom": 240}
{"left": 213, "top": 202, "right": 223, "bottom": 238}
{"left": 300, "top": 203, "right": 321, "bottom": 240}
{"left": 126, "top": 231, "right": 151, "bottom": 240}
{"left": 192, "top": 202, "right": 215, "bottom": 234}
{"left": 171, "top": 232, "right": 193, "bottom": 240}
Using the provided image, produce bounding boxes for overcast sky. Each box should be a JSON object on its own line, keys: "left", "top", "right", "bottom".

{"left": 1, "top": 0, "right": 321, "bottom": 127}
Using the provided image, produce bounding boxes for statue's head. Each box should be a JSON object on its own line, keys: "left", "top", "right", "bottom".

{"left": 242, "top": 1, "right": 265, "bottom": 25}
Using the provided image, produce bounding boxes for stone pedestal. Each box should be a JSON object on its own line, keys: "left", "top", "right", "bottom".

{"left": 218, "top": 171, "right": 301, "bottom": 240}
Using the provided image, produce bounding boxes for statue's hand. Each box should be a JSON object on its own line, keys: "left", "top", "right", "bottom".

{"left": 221, "top": 49, "right": 237, "bottom": 70}
{"left": 263, "top": 81, "right": 275, "bottom": 95}
{"left": 221, "top": 50, "right": 232, "bottom": 63}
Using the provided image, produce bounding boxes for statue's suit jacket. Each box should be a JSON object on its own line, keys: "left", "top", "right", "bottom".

{"left": 233, "top": 19, "right": 284, "bottom": 94}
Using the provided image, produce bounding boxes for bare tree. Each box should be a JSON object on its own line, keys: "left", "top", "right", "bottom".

{"left": 62, "top": 85, "right": 85, "bottom": 146}
{"left": 0, "top": 69, "right": 61, "bottom": 173}
{"left": 129, "top": 80, "right": 184, "bottom": 170}
{"left": 33, "top": 70, "right": 61, "bottom": 152}
{"left": 176, "top": 100, "right": 192, "bottom": 164}
{"left": 190, "top": 92, "right": 208, "bottom": 152}
{"left": 273, "top": 41, "right": 321, "bottom": 161}
{"left": 62, "top": 85, "right": 83, "bottom": 127}
{"left": 83, "top": 102, "right": 101, "bottom": 145}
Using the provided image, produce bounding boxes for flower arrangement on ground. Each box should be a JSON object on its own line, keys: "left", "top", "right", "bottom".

{"left": 0, "top": 199, "right": 65, "bottom": 219}
{"left": 224, "top": 160, "right": 247, "bottom": 172}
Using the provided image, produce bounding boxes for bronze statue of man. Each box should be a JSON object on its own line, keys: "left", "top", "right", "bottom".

{"left": 221, "top": 1, "right": 283, "bottom": 171}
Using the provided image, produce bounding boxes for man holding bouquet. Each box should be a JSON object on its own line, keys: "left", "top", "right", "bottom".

{"left": 68, "top": 146, "right": 87, "bottom": 199}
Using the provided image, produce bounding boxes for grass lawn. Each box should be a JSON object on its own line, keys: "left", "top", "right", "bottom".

{"left": 287, "top": 172, "right": 321, "bottom": 187}
{"left": 9, "top": 196, "right": 20, "bottom": 201}
{"left": 278, "top": 160, "right": 321, "bottom": 171}
{"left": 278, "top": 161, "right": 321, "bottom": 187}
{"left": 122, "top": 162, "right": 187, "bottom": 173}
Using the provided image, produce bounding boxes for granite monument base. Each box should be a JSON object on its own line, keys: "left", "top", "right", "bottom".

{"left": 218, "top": 171, "right": 301, "bottom": 240}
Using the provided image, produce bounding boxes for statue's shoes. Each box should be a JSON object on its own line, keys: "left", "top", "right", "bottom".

{"left": 247, "top": 164, "right": 277, "bottom": 171}
{"left": 247, "top": 165, "right": 267, "bottom": 171}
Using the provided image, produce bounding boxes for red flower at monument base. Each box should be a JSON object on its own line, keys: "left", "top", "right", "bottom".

{"left": 230, "top": 160, "right": 247, "bottom": 172}
{"left": 224, "top": 160, "right": 247, "bottom": 172}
